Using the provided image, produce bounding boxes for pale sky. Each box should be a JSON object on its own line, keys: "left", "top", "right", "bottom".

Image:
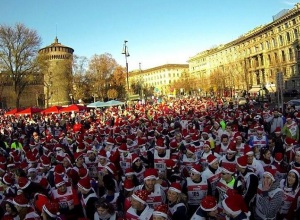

{"left": 0, "top": 0, "right": 297, "bottom": 71}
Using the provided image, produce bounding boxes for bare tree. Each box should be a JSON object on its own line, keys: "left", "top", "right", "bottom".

{"left": 0, "top": 23, "right": 41, "bottom": 107}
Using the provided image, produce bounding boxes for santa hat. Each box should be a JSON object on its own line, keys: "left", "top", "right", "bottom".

{"left": 106, "top": 137, "right": 115, "bottom": 145}
{"left": 54, "top": 164, "right": 65, "bottom": 175}
{"left": 78, "top": 167, "right": 89, "bottom": 179}
{"left": 34, "top": 193, "right": 49, "bottom": 214}
{"left": 274, "top": 153, "right": 283, "bottom": 163}
{"left": 153, "top": 204, "right": 168, "bottom": 219}
{"left": 2, "top": 174, "right": 14, "bottom": 185}
{"left": 98, "top": 150, "right": 107, "bottom": 159}
{"left": 18, "top": 177, "right": 31, "bottom": 189}
{"left": 222, "top": 194, "right": 249, "bottom": 217}
{"left": 123, "top": 179, "right": 135, "bottom": 191}
{"left": 207, "top": 154, "right": 218, "bottom": 165}
{"left": 227, "top": 142, "right": 237, "bottom": 153}
{"left": 200, "top": 195, "right": 218, "bottom": 211}
{"left": 125, "top": 168, "right": 135, "bottom": 176}
{"left": 285, "top": 137, "right": 295, "bottom": 146}
{"left": 236, "top": 155, "right": 248, "bottom": 169}
{"left": 289, "top": 169, "right": 300, "bottom": 179}
{"left": 13, "top": 194, "right": 29, "bottom": 207}
{"left": 131, "top": 153, "right": 140, "bottom": 163}
{"left": 54, "top": 175, "right": 65, "bottom": 188}
{"left": 105, "top": 163, "right": 117, "bottom": 175}
{"left": 244, "top": 145, "right": 254, "bottom": 156}
{"left": 155, "top": 138, "right": 166, "bottom": 149}
{"left": 144, "top": 168, "right": 158, "bottom": 180}
{"left": 131, "top": 190, "right": 149, "bottom": 204}
{"left": 190, "top": 164, "right": 202, "bottom": 174}
{"left": 256, "top": 127, "right": 264, "bottom": 133}
{"left": 263, "top": 167, "right": 276, "bottom": 181}
{"left": 166, "top": 159, "right": 177, "bottom": 170}
{"left": 118, "top": 143, "right": 128, "bottom": 152}
{"left": 168, "top": 182, "right": 182, "bottom": 194}
{"left": 186, "top": 146, "right": 196, "bottom": 154}
{"left": 274, "top": 127, "right": 281, "bottom": 134}
{"left": 43, "top": 201, "right": 60, "bottom": 218}
{"left": 74, "top": 152, "right": 84, "bottom": 162}
{"left": 221, "top": 163, "right": 236, "bottom": 174}
{"left": 41, "top": 155, "right": 51, "bottom": 167}
{"left": 77, "top": 177, "right": 92, "bottom": 191}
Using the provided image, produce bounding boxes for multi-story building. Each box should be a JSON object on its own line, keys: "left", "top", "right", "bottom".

{"left": 188, "top": 3, "right": 300, "bottom": 97}
{"left": 129, "top": 64, "right": 189, "bottom": 97}
{"left": 38, "top": 37, "right": 74, "bottom": 107}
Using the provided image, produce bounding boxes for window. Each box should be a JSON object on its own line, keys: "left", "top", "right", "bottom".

{"left": 266, "top": 41, "right": 270, "bottom": 49}
{"left": 285, "top": 23, "right": 288, "bottom": 28}
{"left": 278, "top": 26, "right": 281, "bottom": 32}
{"left": 272, "top": 38, "right": 277, "bottom": 47}
{"left": 279, "top": 35, "right": 283, "bottom": 46}
{"left": 282, "top": 50, "right": 286, "bottom": 62}
{"left": 294, "top": 29, "right": 298, "bottom": 39}
{"left": 274, "top": 52, "right": 278, "bottom": 62}
{"left": 268, "top": 54, "right": 272, "bottom": 65}
{"left": 289, "top": 48, "right": 293, "bottom": 61}
{"left": 292, "top": 19, "right": 296, "bottom": 25}
{"left": 286, "top": 32, "right": 291, "bottom": 42}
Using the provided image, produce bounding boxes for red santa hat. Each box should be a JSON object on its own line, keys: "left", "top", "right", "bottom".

{"left": 105, "top": 163, "right": 117, "bottom": 175}
{"left": 274, "top": 153, "right": 283, "bottom": 163}
{"left": 125, "top": 168, "right": 135, "bottom": 176}
{"left": 77, "top": 177, "right": 92, "bottom": 191}
{"left": 227, "top": 142, "right": 237, "bottom": 153}
{"left": 236, "top": 155, "right": 248, "bottom": 169}
{"left": 18, "top": 177, "right": 31, "bottom": 189}
{"left": 123, "top": 179, "right": 135, "bottom": 191}
{"left": 54, "top": 164, "right": 65, "bottom": 175}
{"left": 153, "top": 204, "right": 168, "bottom": 219}
{"left": 285, "top": 137, "right": 295, "bottom": 146}
{"left": 221, "top": 163, "right": 236, "bottom": 174}
{"left": 131, "top": 153, "right": 140, "bottom": 163}
{"left": 54, "top": 175, "right": 65, "bottom": 188}
{"left": 243, "top": 145, "right": 254, "bottom": 156}
{"left": 222, "top": 194, "right": 249, "bottom": 217}
{"left": 78, "top": 167, "right": 89, "bottom": 179}
{"left": 186, "top": 146, "right": 196, "bottom": 154}
{"left": 13, "top": 194, "right": 29, "bottom": 207}
{"left": 118, "top": 143, "right": 128, "bottom": 152}
{"left": 200, "top": 195, "right": 218, "bottom": 211}
{"left": 131, "top": 190, "right": 149, "bottom": 204}
{"left": 98, "top": 149, "right": 107, "bottom": 159}
{"left": 106, "top": 137, "right": 115, "bottom": 145}
{"left": 274, "top": 127, "right": 281, "bottom": 134}
{"left": 144, "top": 168, "right": 158, "bottom": 181}
{"left": 2, "top": 174, "right": 14, "bottom": 186}
{"left": 256, "top": 127, "right": 264, "bottom": 133}
{"left": 155, "top": 137, "right": 166, "bottom": 149}
{"left": 168, "top": 182, "right": 182, "bottom": 194}
{"left": 190, "top": 164, "right": 202, "bottom": 174}
{"left": 74, "top": 152, "right": 84, "bottom": 162}
{"left": 41, "top": 155, "right": 51, "bottom": 167}
{"left": 43, "top": 201, "right": 60, "bottom": 218}
{"left": 207, "top": 154, "right": 218, "bottom": 165}
{"left": 166, "top": 159, "right": 177, "bottom": 170}
{"left": 263, "top": 167, "right": 276, "bottom": 181}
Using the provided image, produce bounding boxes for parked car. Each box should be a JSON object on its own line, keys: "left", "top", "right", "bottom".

{"left": 286, "top": 99, "right": 300, "bottom": 110}
{"left": 283, "top": 89, "right": 299, "bottom": 97}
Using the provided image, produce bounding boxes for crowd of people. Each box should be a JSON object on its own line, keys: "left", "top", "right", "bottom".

{"left": 0, "top": 97, "right": 299, "bottom": 220}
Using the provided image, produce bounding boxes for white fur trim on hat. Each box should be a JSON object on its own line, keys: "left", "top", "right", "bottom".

{"left": 43, "top": 205, "right": 59, "bottom": 218}
{"left": 222, "top": 199, "right": 242, "bottom": 216}
{"left": 168, "top": 186, "right": 181, "bottom": 194}
{"left": 77, "top": 183, "right": 91, "bottom": 192}
{"left": 208, "top": 158, "right": 218, "bottom": 165}
{"left": 200, "top": 203, "right": 217, "bottom": 212}
{"left": 153, "top": 211, "right": 168, "bottom": 219}
{"left": 131, "top": 194, "right": 146, "bottom": 204}
{"left": 263, "top": 171, "right": 275, "bottom": 181}
{"left": 190, "top": 168, "right": 201, "bottom": 174}
{"left": 289, "top": 169, "right": 300, "bottom": 178}
{"left": 144, "top": 175, "right": 157, "bottom": 181}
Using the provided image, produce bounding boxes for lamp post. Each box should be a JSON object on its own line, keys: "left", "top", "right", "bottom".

{"left": 122, "top": 40, "right": 130, "bottom": 91}
{"left": 69, "top": 93, "right": 73, "bottom": 104}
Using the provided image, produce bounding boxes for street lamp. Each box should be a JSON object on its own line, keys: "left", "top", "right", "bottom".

{"left": 122, "top": 40, "right": 130, "bottom": 91}
{"left": 69, "top": 93, "right": 73, "bottom": 104}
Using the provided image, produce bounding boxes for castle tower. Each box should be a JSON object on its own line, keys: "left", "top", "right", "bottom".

{"left": 38, "top": 37, "right": 74, "bottom": 107}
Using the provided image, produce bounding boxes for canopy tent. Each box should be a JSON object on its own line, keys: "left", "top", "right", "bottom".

{"left": 59, "top": 104, "right": 87, "bottom": 113}
{"left": 41, "top": 106, "right": 63, "bottom": 114}
{"left": 103, "top": 100, "right": 125, "bottom": 107}
{"left": 87, "top": 101, "right": 106, "bottom": 108}
{"left": 15, "top": 107, "right": 42, "bottom": 116}
{"left": 4, "top": 108, "right": 23, "bottom": 116}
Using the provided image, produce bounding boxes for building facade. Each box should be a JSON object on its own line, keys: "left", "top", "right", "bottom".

{"left": 38, "top": 37, "right": 74, "bottom": 107}
{"left": 188, "top": 3, "right": 300, "bottom": 96}
{"left": 129, "top": 64, "right": 189, "bottom": 97}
